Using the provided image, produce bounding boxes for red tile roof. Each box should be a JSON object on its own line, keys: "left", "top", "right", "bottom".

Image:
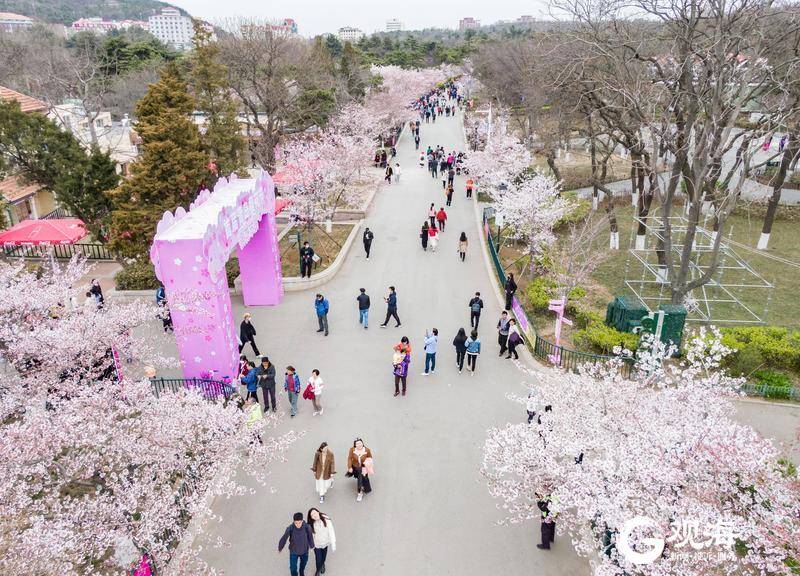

{"left": 0, "top": 174, "right": 42, "bottom": 203}
{"left": 0, "top": 85, "right": 47, "bottom": 114}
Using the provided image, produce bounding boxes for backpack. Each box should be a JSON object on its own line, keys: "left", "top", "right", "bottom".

{"left": 471, "top": 300, "right": 482, "bottom": 313}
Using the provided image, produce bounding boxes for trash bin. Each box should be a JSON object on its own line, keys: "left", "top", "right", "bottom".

{"left": 658, "top": 304, "right": 687, "bottom": 350}
{"left": 605, "top": 296, "right": 649, "bottom": 333}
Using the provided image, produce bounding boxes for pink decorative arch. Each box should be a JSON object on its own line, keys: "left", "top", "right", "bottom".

{"left": 150, "top": 172, "right": 286, "bottom": 380}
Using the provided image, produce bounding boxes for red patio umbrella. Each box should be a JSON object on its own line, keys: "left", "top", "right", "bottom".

{"left": 0, "top": 218, "right": 88, "bottom": 246}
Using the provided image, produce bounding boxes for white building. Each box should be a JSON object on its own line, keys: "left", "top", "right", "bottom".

{"left": 0, "top": 12, "right": 34, "bottom": 32}
{"left": 337, "top": 26, "right": 364, "bottom": 42}
{"left": 49, "top": 102, "right": 140, "bottom": 176}
{"left": 70, "top": 17, "right": 149, "bottom": 34}
{"left": 385, "top": 18, "right": 403, "bottom": 32}
{"left": 148, "top": 7, "right": 194, "bottom": 50}
{"left": 458, "top": 17, "right": 480, "bottom": 31}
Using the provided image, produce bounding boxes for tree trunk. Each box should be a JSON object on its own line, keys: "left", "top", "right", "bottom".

{"left": 759, "top": 133, "right": 798, "bottom": 250}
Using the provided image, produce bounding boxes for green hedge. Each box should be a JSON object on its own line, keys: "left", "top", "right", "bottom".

{"left": 115, "top": 257, "right": 241, "bottom": 291}
{"left": 115, "top": 259, "right": 159, "bottom": 291}
{"left": 721, "top": 326, "right": 800, "bottom": 376}
{"left": 573, "top": 321, "right": 640, "bottom": 354}
{"left": 525, "top": 277, "right": 639, "bottom": 354}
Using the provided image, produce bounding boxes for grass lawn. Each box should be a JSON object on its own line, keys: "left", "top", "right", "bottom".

{"left": 591, "top": 204, "right": 800, "bottom": 330}
{"left": 279, "top": 223, "right": 355, "bottom": 278}
{"left": 494, "top": 201, "right": 800, "bottom": 352}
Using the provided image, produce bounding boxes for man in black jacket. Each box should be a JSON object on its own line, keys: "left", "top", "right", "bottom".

{"left": 299, "top": 242, "right": 314, "bottom": 278}
{"left": 469, "top": 292, "right": 484, "bottom": 330}
{"left": 239, "top": 313, "right": 260, "bottom": 356}
{"left": 255, "top": 356, "right": 277, "bottom": 412}
{"left": 278, "top": 512, "right": 314, "bottom": 576}
{"left": 357, "top": 288, "right": 371, "bottom": 329}
{"left": 380, "top": 286, "right": 401, "bottom": 328}
{"left": 363, "top": 227, "right": 374, "bottom": 259}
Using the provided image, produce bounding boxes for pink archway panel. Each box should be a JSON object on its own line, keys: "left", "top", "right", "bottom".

{"left": 150, "top": 172, "right": 285, "bottom": 380}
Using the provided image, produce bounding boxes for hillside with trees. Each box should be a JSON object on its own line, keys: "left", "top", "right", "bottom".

{"left": 0, "top": 0, "right": 186, "bottom": 24}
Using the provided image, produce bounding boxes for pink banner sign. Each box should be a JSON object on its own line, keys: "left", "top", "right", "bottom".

{"left": 510, "top": 296, "right": 531, "bottom": 335}
{"left": 133, "top": 555, "right": 153, "bottom": 576}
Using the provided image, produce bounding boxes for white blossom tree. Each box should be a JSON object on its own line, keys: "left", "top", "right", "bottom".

{"left": 493, "top": 171, "right": 572, "bottom": 275}
{"left": 0, "top": 259, "right": 297, "bottom": 575}
{"left": 482, "top": 331, "right": 800, "bottom": 576}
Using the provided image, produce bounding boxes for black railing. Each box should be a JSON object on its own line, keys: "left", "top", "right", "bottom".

{"left": 150, "top": 377, "right": 236, "bottom": 401}
{"left": 2, "top": 242, "right": 116, "bottom": 260}
{"left": 41, "top": 207, "right": 73, "bottom": 220}
{"left": 532, "top": 333, "right": 634, "bottom": 378}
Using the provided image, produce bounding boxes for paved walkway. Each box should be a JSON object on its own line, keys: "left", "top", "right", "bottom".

{"left": 194, "top": 111, "right": 589, "bottom": 575}
{"left": 189, "top": 110, "right": 800, "bottom": 575}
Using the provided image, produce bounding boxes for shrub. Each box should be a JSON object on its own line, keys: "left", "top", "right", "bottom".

{"left": 573, "top": 321, "right": 640, "bottom": 354}
{"left": 721, "top": 326, "right": 800, "bottom": 375}
{"left": 115, "top": 259, "right": 159, "bottom": 291}
{"left": 555, "top": 192, "right": 591, "bottom": 230}
{"left": 574, "top": 307, "right": 604, "bottom": 330}
{"left": 526, "top": 277, "right": 556, "bottom": 312}
{"left": 752, "top": 369, "right": 791, "bottom": 388}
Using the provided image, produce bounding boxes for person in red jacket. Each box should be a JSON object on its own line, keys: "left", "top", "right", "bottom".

{"left": 436, "top": 207, "right": 447, "bottom": 232}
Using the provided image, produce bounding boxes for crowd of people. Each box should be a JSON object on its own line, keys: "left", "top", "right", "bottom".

{"left": 224, "top": 81, "right": 542, "bottom": 576}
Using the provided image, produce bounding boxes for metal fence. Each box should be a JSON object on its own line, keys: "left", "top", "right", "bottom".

{"left": 150, "top": 377, "right": 236, "bottom": 401}
{"left": 2, "top": 242, "right": 116, "bottom": 260}
{"left": 740, "top": 382, "right": 799, "bottom": 401}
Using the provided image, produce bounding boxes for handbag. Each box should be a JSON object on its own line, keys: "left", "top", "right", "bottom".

{"left": 509, "top": 331, "right": 522, "bottom": 345}
{"left": 302, "top": 383, "right": 315, "bottom": 400}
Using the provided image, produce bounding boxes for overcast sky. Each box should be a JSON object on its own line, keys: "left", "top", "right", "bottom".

{"left": 169, "top": 0, "right": 554, "bottom": 37}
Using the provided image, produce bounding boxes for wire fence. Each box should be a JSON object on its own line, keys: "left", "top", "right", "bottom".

{"left": 2, "top": 242, "right": 116, "bottom": 260}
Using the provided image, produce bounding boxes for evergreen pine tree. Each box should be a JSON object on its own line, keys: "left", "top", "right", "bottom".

{"left": 109, "top": 62, "right": 208, "bottom": 258}
{"left": 189, "top": 21, "right": 247, "bottom": 180}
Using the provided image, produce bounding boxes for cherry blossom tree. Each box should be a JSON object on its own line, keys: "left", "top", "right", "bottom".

{"left": 0, "top": 259, "right": 297, "bottom": 576}
{"left": 493, "top": 171, "right": 571, "bottom": 273}
{"left": 482, "top": 331, "right": 800, "bottom": 576}
{"left": 464, "top": 114, "right": 532, "bottom": 197}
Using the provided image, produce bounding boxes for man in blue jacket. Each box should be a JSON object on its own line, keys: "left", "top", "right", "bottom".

{"left": 278, "top": 512, "right": 315, "bottom": 576}
{"left": 380, "top": 286, "right": 401, "bottom": 328}
{"left": 315, "top": 293, "right": 329, "bottom": 336}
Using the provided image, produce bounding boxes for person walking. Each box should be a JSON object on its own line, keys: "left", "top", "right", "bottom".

{"left": 428, "top": 224, "right": 439, "bottom": 253}
{"left": 393, "top": 162, "right": 401, "bottom": 183}
{"left": 384, "top": 163, "right": 393, "bottom": 183}
{"left": 314, "top": 294, "right": 329, "bottom": 336}
{"left": 447, "top": 166, "right": 455, "bottom": 188}
{"left": 306, "top": 369, "right": 325, "bottom": 416}
{"left": 380, "top": 286, "right": 401, "bottom": 328}
{"left": 436, "top": 207, "right": 447, "bottom": 231}
{"left": 239, "top": 313, "right": 260, "bottom": 356}
{"left": 536, "top": 493, "right": 557, "bottom": 550}
{"left": 465, "top": 330, "right": 481, "bottom": 375}
{"left": 458, "top": 232, "right": 468, "bottom": 262}
{"left": 300, "top": 242, "right": 315, "bottom": 279}
{"left": 466, "top": 177, "right": 474, "bottom": 199}
{"left": 308, "top": 508, "right": 336, "bottom": 576}
{"left": 422, "top": 328, "right": 438, "bottom": 375}
{"left": 310, "top": 443, "right": 336, "bottom": 503}
{"left": 446, "top": 183, "right": 454, "bottom": 206}
{"left": 453, "top": 327, "right": 468, "bottom": 373}
{"left": 285, "top": 365, "right": 301, "bottom": 417}
{"left": 347, "top": 438, "right": 373, "bottom": 501}
{"left": 256, "top": 356, "right": 277, "bottom": 412}
{"left": 469, "top": 292, "right": 484, "bottom": 329}
{"left": 504, "top": 274, "right": 518, "bottom": 311}
{"left": 428, "top": 203, "right": 436, "bottom": 228}
{"left": 278, "top": 512, "right": 315, "bottom": 576}
{"left": 363, "top": 227, "right": 374, "bottom": 259}
{"left": 356, "top": 288, "right": 370, "bottom": 329}
{"left": 420, "top": 221, "right": 429, "bottom": 251}
{"left": 414, "top": 132, "right": 420, "bottom": 149}
{"left": 507, "top": 318, "right": 523, "bottom": 360}
{"left": 392, "top": 337, "right": 411, "bottom": 396}
{"left": 497, "top": 311, "right": 511, "bottom": 357}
